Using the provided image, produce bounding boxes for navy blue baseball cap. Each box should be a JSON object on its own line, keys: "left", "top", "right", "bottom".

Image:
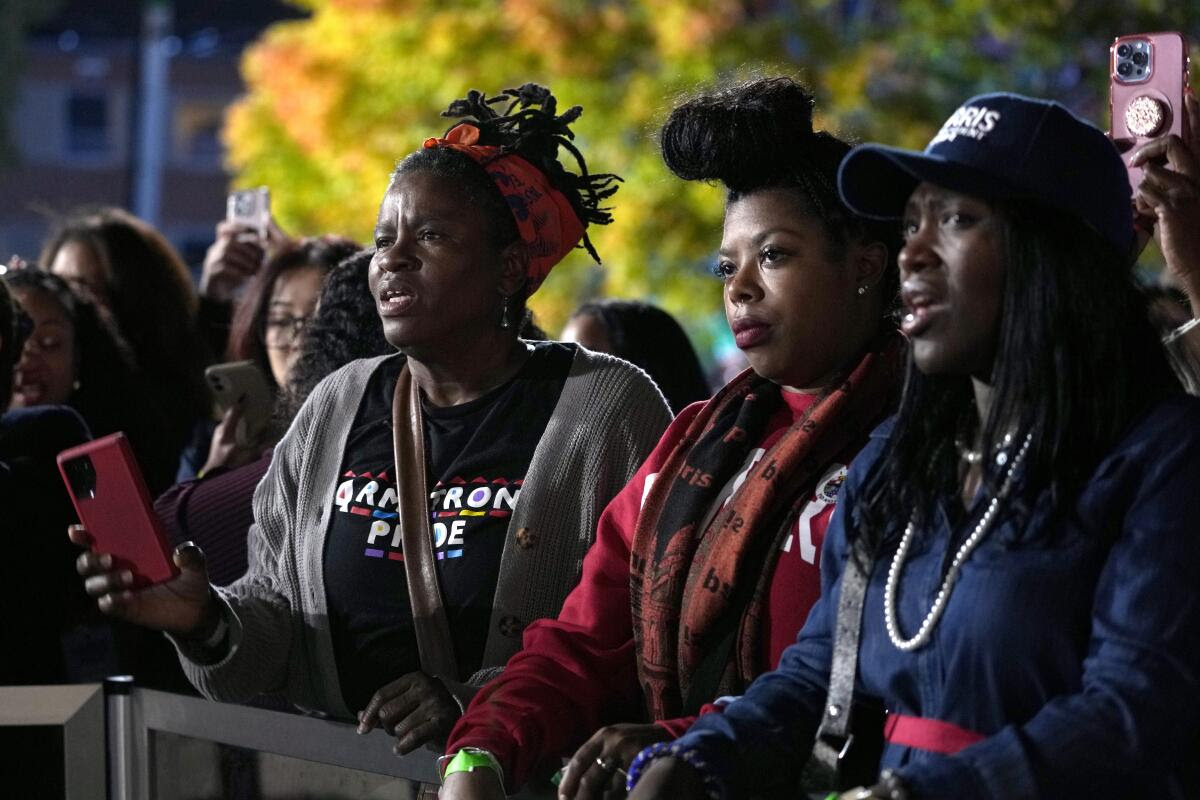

{"left": 837, "top": 92, "right": 1134, "bottom": 256}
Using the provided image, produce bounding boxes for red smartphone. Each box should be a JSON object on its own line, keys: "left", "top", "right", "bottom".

{"left": 1110, "top": 31, "right": 1191, "bottom": 190}
{"left": 57, "top": 433, "right": 179, "bottom": 586}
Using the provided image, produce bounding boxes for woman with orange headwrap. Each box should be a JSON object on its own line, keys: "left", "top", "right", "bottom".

{"left": 72, "top": 85, "right": 671, "bottom": 754}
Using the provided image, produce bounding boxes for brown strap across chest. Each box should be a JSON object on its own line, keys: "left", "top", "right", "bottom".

{"left": 392, "top": 363, "right": 458, "bottom": 680}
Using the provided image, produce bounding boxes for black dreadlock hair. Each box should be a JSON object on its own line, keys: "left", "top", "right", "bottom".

{"left": 660, "top": 76, "right": 901, "bottom": 316}
{"left": 394, "top": 83, "right": 621, "bottom": 268}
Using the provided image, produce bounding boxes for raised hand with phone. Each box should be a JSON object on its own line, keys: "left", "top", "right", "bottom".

{"left": 1132, "top": 89, "right": 1200, "bottom": 317}
{"left": 200, "top": 188, "right": 287, "bottom": 304}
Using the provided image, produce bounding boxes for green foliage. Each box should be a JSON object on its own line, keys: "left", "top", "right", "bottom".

{"left": 225, "top": 0, "right": 1199, "bottom": 355}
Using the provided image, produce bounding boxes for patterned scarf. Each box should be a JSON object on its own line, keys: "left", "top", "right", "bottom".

{"left": 630, "top": 332, "right": 904, "bottom": 720}
{"left": 422, "top": 122, "right": 584, "bottom": 294}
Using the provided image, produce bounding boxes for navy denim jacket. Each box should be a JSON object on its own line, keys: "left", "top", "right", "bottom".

{"left": 671, "top": 394, "right": 1200, "bottom": 799}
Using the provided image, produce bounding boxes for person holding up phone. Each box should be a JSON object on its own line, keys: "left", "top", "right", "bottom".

{"left": 72, "top": 84, "right": 671, "bottom": 773}
{"left": 175, "top": 235, "right": 360, "bottom": 481}
{"left": 39, "top": 208, "right": 211, "bottom": 489}
{"left": 625, "top": 93, "right": 1200, "bottom": 800}
{"left": 196, "top": 211, "right": 288, "bottom": 359}
{"left": 1131, "top": 89, "right": 1200, "bottom": 393}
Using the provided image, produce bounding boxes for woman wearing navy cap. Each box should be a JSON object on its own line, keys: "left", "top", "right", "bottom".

{"left": 626, "top": 93, "right": 1200, "bottom": 799}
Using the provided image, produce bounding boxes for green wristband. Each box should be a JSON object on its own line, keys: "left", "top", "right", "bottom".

{"left": 440, "top": 747, "right": 503, "bottom": 785}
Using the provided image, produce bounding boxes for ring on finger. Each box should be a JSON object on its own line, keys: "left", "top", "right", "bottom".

{"left": 594, "top": 756, "right": 629, "bottom": 780}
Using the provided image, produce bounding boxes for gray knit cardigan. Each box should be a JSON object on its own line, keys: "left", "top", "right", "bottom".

{"left": 171, "top": 347, "right": 672, "bottom": 719}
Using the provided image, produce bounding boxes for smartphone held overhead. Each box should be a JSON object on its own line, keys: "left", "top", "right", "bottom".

{"left": 1110, "top": 31, "right": 1191, "bottom": 189}
{"left": 227, "top": 186, "right": 271, "bottom": 241}
{"left": 58, "top": 433, "right": 179, "bottom": 587}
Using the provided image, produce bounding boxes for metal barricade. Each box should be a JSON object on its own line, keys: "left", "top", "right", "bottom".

{"left": 100, "top": 678, "right": 549, "bottom": 800}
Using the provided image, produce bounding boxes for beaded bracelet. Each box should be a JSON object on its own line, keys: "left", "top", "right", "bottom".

{"left": 624, "top": 740, "right": 725, "bottom": 800}
{"left": 830, "top": 769, "right": 911, "bottom": 800}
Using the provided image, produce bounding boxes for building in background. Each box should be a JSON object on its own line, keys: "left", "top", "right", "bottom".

{"left": 0, "top": 0, "right": 303, "bottom": 272}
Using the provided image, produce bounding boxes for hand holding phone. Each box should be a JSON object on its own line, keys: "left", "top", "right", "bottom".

{"left": 70, "top": 526, "right": 216, "bottom": 636}
{"left": 60, "top": 433, "right": 216, "bottom": 635}
{"left": 1131, "top": 91, "right": 1200, "bottom": 313}
{"left": 205, "top": 360, "right": 274, "bottom": 447}
{"left": 1110, "top": 32, "right": 1191, "bottom": 190}
{"left": 200, "top": 220, "right": 266, "bottom": 302}
{"left": 226, "top": 186, "right": 271, "bottom": 242}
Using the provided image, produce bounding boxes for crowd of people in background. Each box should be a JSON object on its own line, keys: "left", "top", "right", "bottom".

{"left": 2, "top": 67, "right": 1199, "bottom": 800}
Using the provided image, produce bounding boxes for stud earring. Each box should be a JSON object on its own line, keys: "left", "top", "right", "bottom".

{"left": 857, "top": 285, "right": 868, "bottom": 296}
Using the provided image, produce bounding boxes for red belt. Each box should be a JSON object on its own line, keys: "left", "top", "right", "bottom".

{"left": 883, "top": 713, "right": 984, "bottom": 755}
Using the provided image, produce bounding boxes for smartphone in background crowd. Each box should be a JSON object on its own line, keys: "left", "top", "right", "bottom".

{"left": 1110, "top": 31, "right": 1191, "bottom": 190}
{"left": 227, "top": 186, "right": 271, "bottom": 242}
{"left": 58, "top": 433, "right": 179, "bottom": 587}
{"left": 204, "top": 360, "right": 274, "bottom": 446}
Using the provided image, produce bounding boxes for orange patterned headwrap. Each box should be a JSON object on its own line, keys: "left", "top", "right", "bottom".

{"left": 422, "top": 122, "right": 585, "bottom": 295}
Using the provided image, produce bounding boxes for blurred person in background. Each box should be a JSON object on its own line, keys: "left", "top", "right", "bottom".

{"left": 3, "top": 270, "right": 181, "bottom": 495}
{"left": 3, "top": 270, "right": 188, "bottom": 689}
{"left": 39, "top": 207, "right": 211, "bottom": 481}
{"left": 156, "top": 247, "right": 387, "bottom": 587}
{"left": 562, "top": 298, "right": 711, "bottom": 414}
{"left": 176, "top": 235, "right": 360, "bottom": 480}
{"left": 72, "top": 85, "right": 670, "bottom": 770}
{"left": 0, "top": 277, "right": 91, "bottom": 684}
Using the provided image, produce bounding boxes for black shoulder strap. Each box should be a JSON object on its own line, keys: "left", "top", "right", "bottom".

{"left": 812, "top": 541, "right": 875, "bottom": 772}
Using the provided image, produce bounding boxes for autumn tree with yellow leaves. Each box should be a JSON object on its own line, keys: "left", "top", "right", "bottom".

{"left": 225, "top": 0, "right": 1196, "bottom": 356}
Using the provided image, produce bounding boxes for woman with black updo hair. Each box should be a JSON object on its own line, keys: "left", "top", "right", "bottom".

{"left": 628, "top": 92, "right": 1200, "bottom": 800}
{"left": 441, "top": 76, "right": 904, "bottom": 800}
{"left": 73, "top": 86, "right": 670, "bottom": 758}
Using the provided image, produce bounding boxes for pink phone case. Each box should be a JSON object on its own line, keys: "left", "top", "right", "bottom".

{"left": 1110, "top": 31, "right": 1191, "bottom": 190}
{"left": 57, "top": 432, "right": 179, "bottom": 586}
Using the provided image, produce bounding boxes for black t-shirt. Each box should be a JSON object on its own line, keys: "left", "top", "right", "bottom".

{"left": 324, "top": 343, "right": 573, "bottom": 712}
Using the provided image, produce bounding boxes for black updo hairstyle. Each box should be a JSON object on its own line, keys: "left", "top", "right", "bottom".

{"left": 392, "top": 84, "right": 621, "bottom": 295}
{"left": 660, "top": 76, "right": 900, "bottom": 309}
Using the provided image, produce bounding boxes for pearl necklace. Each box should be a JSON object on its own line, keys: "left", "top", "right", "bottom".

{"left": 955, "top": 431, "right": 1015, "bottom": 466}
{"left": 884, "top": 432, "right": 1033, "bottom": 651}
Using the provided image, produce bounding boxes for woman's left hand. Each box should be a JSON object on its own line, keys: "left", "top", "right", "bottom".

{"left": 1133, "top": 90, "right": 1200, "bottom": 315}
{"left": 357, "top": 670, "right": 461, "bottom": 754}
{"left": 558, "top": 723, "right": 671, "bottom": 800}
{"left": 199, "top": 401, "right": 259, "bottom": 477}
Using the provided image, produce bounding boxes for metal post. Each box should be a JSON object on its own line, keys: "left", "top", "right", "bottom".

{"left": 132, "top": 0, "right": 173, "bottom": 226}
{"left": 105, "top": 676, "right": 143, "bottom": 800}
